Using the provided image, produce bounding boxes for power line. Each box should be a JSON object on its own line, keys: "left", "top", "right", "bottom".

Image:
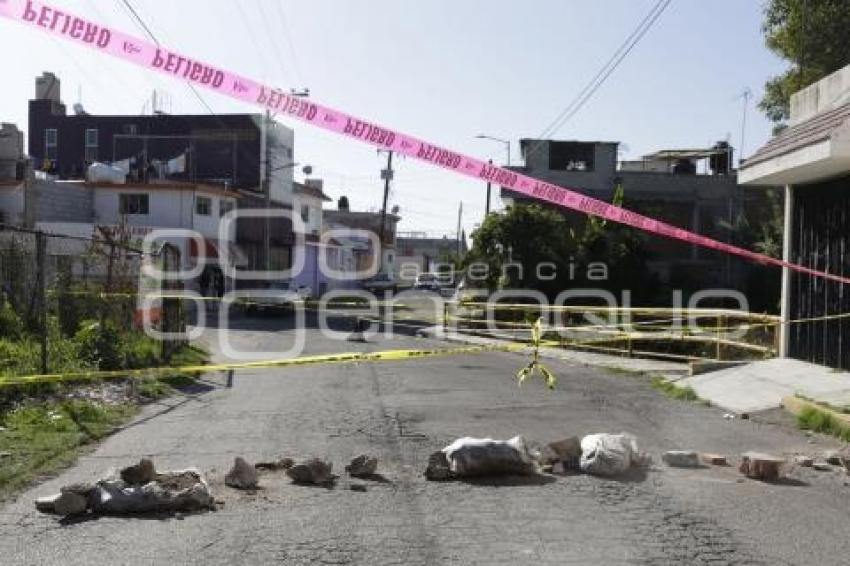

{"left": 118, "top": 0, "right": 218, "bottom": 116}
{"left": 255, "top": 0, "right": 295, "bottom": 86}
{"left": 232, "top": 1, "right": 278, "bottom": 83}
{"left": 539, "top": 0, "right": 671, "bottom": 140}
{"left": 269, "top": 1, "right": 305, "bottom": 87}
{"left": 526, "top": 0, "right": 672, "bottom": 160}
{"left": 119, "top": 0, "right": 159, "bottom": 47}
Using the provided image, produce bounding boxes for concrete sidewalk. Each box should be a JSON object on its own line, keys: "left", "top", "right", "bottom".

{"left": 676, "top": 357, "right": 850, "bottom": 413}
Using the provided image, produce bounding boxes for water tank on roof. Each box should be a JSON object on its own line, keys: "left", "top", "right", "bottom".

{"left": 710, "top": 141, "right": 733, "bottom": 175}
{"left": 35, "top": 72, "right": 61, "bottom": 102}
{"left": 672, "top": 158, "right": 696, "bottom": 174}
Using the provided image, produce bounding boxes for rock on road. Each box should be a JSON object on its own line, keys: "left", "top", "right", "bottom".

{"left": 1, "top": 320, "right": 849, "bottom": 565}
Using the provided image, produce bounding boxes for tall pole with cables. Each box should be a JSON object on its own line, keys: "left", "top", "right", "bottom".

{"left": 378, "top": 150, "right": 394, "bottom": 272}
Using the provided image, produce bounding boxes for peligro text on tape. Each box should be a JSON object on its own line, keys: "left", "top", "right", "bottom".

{"left": 3, "top": 0, "right": 848, "bottom": 285}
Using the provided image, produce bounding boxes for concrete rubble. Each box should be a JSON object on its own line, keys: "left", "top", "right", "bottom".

{"left": 700, "top": 453, "right": 728, "bottom": 466}
{"left": 53, "top": 491, "right": 88, "bottom": 516}
{"left": 662, "top": 451, "right": 701, "bottom": 468}
{"left": 225, "top": 457, "right": 259, "bottom": 489}
{"left": 739, "top": 452, "right": 785, "bottom": 482}
{"left": 286, "top": 458, "right": 334, "bottom": 485}
{"left": 34, "top": 459, "right": 214, "bottom": 517}
{"left": 424, "top": 450, "right": 452, "bottom": 481}
{"left": 120, "top": 458, "right": 155, "bottom": 485}
{"left": 794, "top": 455, "right": 814, "bottom": 467}
{"left": 539, "top": 437, "right": 581, "bottom": 470}
{"left": 824, "top": 450, "right": 846, "bottom": 467}
{"left": 255, "top": 458, "right": 294, "bottom": 471}
{"left": 345, "top": 455, "right": 378, "bottom": 478}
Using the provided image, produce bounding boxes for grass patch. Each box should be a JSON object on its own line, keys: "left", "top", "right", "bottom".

{"left": 796, "top": 405, "right": 850, "bottom": 442}
{"left": 794, "top": 393, "right": 850, "bottom": 415}
{"left": 602, "top": 365, "right": 641, "bottom": 377}
{"left": 650, "top": 376, "right": 703, "bottom": 403}
{"left": 133, "top": 343, "right": 211, "bottom": 400}
{"left": 0, "top": 342, "right": 211, "bottom": 500}
{"left": 166, "top": 343, "right": 208, "bottom": 367}
{"left": 0, "top": 400, "right": 137, "bottom": 500}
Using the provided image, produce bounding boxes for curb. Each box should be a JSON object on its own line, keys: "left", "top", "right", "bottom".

{"left": 782, "top": 395, "right": 850, "bottom": 429}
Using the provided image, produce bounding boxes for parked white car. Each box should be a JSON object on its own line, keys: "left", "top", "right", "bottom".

{"left": 414, "top": 272, "right": 441, "bottom": 292}
{"left": 239, "top": 280, "right": 310, "bottom": 315}
{"left": 361, "top": 273, "right": 398, "bottom": 294}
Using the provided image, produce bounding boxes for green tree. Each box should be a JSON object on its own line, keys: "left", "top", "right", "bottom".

{"left": 464, "top": 193, "right": 652, "bottom": 301}
{"left": 465, "top": 203, "right": 573, "bottom": 296}
{"left": 759, "top": 0, "right": 850, "bottom": 130}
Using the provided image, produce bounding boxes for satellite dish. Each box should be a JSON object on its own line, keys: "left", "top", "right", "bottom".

{"left": 302, "top": 165, "right": 313, "bottom": 175}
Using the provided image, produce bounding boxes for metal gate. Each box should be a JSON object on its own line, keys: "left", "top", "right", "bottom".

{"left": 790, "top": 176, "right": 850, "bottom": 370}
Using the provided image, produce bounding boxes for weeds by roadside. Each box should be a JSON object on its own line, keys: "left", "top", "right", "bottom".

{"left": 796, "top": 405, "right": 850, "bottom": 442}
{"left": 0, "top": 400, "right": 135, "bottom": 500}
{"left": 650, "top": 376, "right": 705, "bottom": 403}
{"left": 0, "top": 343, "right": 210, "bottom": 501}
{"left": 600, "top": 364, "right": 706, "bottom": 405}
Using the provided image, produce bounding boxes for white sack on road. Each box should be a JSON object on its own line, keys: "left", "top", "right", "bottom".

{"left": 442, "top": 435, "right": 536, "bottom": 477}
{"left": 579, "top": 433, "right": 645, "bottom": 476}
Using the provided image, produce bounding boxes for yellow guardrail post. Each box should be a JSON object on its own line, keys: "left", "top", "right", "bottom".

{"left": 715, "top": 314, "right": 722, "bottom": 361}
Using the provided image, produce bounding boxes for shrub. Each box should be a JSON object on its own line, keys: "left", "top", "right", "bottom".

{"left": 797, "top": 406, "right": 850, "bottom": 442}
{"left": 74, "top": 321, "right": 125, "bottom": 371}
{"left": 0, "top": 302, "right": 23, "bottom": 340}
{"left": 122, "top": 333, "right": 160, "bottom": 369}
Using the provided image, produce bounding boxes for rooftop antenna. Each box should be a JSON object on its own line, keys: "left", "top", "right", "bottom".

{"left": 737, "top": 87, "right": 752, "bottom": 164}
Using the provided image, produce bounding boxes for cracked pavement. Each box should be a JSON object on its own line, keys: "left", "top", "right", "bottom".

{"left": 1, "top": 311, "right": 849, "bottom": 565}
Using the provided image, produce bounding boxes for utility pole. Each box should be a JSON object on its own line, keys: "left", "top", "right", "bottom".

{"left": 378, "top": 150, "right": 393, "bottom": 272}
{"left": 35, "top": 231, "right": 48, "bottom": 375}
{"left": 263, "top": 110, "right": 272, "bottom": 271}
{"left": 485, "top": 158, "right": 492, "bottom": 216}
{"left": 456, "top": 202, "right": 463, "bottom": 257}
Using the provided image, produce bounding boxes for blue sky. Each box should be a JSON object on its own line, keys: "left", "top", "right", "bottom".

{"left": 1, "top": 0, "right": 786, "bottom": 237}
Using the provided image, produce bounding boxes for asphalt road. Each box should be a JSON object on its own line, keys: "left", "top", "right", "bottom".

{"left": 1, "top": 310, "right": 849, "bottom": 565}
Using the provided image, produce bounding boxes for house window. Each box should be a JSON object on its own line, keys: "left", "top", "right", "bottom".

{"left": 301, "top": 204, "right": 310, "bottom": 223}
{"left": 220, "top": 199, "right": 234, "bottom": 217}
{"left": 548, "top": 141, "right": 595, "bottom": 172}
{"left": 84, "top": 129, "right": 98, "bottom": 162}
{"left": 196, "top": 196, "right": 212, "bottom": 216}
{"left": 44, "top": 128, "right": 58, "bottom": 160}
{"left": 119, "top": 193, "right": 149, "bottom": 215}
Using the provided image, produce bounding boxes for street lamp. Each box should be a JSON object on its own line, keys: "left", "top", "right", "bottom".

{"left": 475, "top": 135, "right": 511, "bottom": 218}
{"left": 270, "top": 162, "right": 312, "bottom": 174}
{"left": 475, "top": 134, "right": 511, "bottom": 166}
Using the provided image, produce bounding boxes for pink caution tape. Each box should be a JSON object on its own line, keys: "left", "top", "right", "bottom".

{"left": 3, "top": 0, "right": 849, "bottom": 285}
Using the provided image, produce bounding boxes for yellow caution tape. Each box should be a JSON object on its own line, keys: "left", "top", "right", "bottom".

{"left": 0, "top": 343, "right": 525, "bottom": 387}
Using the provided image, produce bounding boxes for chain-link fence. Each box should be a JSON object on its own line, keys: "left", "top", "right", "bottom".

{"left": 0, "top": 225, "right": 185, "bottom": 389}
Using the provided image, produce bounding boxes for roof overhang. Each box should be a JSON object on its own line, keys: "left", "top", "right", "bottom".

{"left": 739, "top": 130, "right": 850, "bottom": 186}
